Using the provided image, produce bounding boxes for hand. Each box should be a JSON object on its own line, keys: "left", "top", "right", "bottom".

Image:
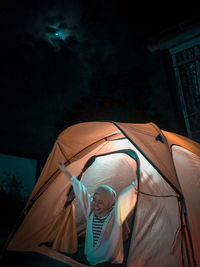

{"left": 58, "top": 159, "right": 72, "bottom": 180}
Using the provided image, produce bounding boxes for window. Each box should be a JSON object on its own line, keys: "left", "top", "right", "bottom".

{"left": 170, "top": 37, "right": 200, "bottom": 142}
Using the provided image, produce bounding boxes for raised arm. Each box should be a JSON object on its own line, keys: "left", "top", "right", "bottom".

{"left": 59, "top": 160, "right": 92, "bottom": 218}
{"left": 115, "top": 181, "right": 137, "bottom": 225}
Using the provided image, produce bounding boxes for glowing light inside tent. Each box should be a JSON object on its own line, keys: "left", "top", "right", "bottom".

{"left": 109, "top": 138, "right": 134, "bottom": 150}
{"left": 107, "top": 138, "right": 161, "bottom": 185}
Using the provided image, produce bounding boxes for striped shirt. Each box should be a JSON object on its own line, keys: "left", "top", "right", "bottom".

{"left": 92, "top": 213, "right": 110, "bottom": 247}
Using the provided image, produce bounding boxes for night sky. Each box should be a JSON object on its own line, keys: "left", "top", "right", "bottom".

{"left": 1, "top": 0, "right": 200, "bottom": 163}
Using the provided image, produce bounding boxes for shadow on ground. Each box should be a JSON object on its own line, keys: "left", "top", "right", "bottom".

{"left": 1, "top": 250, "right": 73, "bottom": 267}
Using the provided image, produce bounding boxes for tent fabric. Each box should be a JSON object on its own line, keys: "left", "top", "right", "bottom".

{"left": 7, "top": 121, "right": 200, "bottom": 267}
{"left": 114, "top": 122, "right": 181, "bottom": 191}
{"left": 8, "top": 176, "right": 78, "bottom": 253}
{"left": 163, "top": 130, "right": 200, "bottom": 157}
{"left": 26, "top": 122, "right": 118, "bottom": 207}
{"left": 172, "top": 145, "right": 200, "bottom": 265}
{"left": 26, "top": 122, "right": 200, "bottom": 206}
{"left": 125, "top": 142, "right": 182, "bottom": 266}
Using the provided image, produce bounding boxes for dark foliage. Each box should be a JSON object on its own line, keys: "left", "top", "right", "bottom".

{"left": 0, "top": 174, "right": 27, "bottom": 227}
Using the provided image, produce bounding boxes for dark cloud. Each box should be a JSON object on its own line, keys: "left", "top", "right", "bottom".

{"left": 1, "top": 0, "right": 84, "bottom": 46}
{"left": 59, "top": 22, "right": 69, "bottom": 29}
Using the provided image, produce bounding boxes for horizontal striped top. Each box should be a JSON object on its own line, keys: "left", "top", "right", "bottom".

{"left": 92, "top": 213, "right": 110, "bottom": 247}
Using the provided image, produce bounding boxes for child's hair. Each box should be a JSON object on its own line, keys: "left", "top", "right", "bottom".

{"left": 94, "top": 185, "right": 117, "bottom": 210}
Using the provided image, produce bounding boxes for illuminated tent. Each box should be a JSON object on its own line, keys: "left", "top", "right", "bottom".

{"left": 6, "top": 121, "right": 200, "bottom": 266}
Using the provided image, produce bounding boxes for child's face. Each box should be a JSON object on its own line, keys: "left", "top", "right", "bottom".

{"left": 92, "top": 193, "right": 108, "bottom": 217}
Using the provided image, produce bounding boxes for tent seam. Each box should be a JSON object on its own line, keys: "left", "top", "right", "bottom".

{"left": 111, "top": 121, "right": 182, "bottom": 196}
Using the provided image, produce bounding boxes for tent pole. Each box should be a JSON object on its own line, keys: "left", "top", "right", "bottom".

{"left": 180, "top": 198, "right": 196, "bottom": 267}
{"left": 122, "top": 153, "right": 140, "bottom": 267}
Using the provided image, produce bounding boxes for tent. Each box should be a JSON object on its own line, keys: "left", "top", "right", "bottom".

{"left": 5, "top": 121, "right": 200, "bottom": 266}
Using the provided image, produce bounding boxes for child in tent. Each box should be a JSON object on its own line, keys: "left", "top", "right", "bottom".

{"left": 59, "top": 160, "right": 137, "bottom": 267}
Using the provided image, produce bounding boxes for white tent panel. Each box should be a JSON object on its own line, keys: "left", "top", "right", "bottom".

{"left": 172, "top": 145, "right": 200, "bottom": 266}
